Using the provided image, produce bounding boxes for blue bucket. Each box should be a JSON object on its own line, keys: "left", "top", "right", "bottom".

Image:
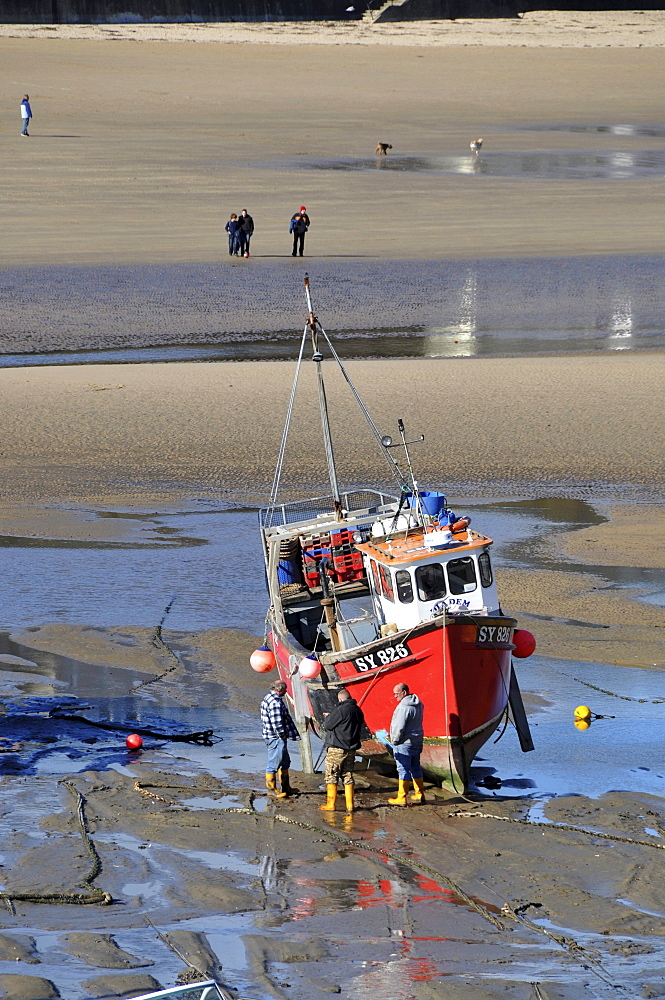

{"left": 410, "top": 490, "right": 447, "bottom": 518}
{"left": 278, "top": 557, "right": 304, "bottom": 587}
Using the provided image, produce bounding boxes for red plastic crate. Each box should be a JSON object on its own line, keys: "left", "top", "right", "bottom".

{"left": 331, "top": 549, "right": 365, "bottom": 583}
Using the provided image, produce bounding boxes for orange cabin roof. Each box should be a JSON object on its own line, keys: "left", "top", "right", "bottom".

{"left": 355, "top": 527, "right": 492, "bottom": 566}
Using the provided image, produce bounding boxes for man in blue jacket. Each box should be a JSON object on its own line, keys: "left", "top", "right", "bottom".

{"left": 387, "top": 682, "right": 425, "bottom": 806}
{"left": 20, "top": 95, "right": 32, "bottom": 137}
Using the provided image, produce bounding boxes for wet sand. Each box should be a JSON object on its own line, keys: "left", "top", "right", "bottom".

{"left": 0, "top": 355, "right": 663, "bottom": 504}
{"left": 2, "top": 256, "right": 664, "bottom": 358}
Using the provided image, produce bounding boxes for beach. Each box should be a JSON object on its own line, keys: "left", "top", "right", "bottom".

{"left": 2, "top": 19, "right": 665, "bottom": 266}
{"left": 0, "top": 16, "right": 664, "bottom": 1000}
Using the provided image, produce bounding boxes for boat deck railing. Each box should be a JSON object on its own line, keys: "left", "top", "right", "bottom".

{"left": 260, "top": 489, "right": 399, "bottom": 530}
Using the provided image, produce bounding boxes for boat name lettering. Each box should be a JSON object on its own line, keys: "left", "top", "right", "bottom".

{"left": 353, "top": 641, "right": 411, "bottom": 672}
{"left": 477, "top": 625, "right": 511, "bottom": 645}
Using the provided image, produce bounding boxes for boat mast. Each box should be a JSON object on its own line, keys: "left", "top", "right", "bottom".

{"left": 305, "top": 276, "right": 343, "bottom": 520}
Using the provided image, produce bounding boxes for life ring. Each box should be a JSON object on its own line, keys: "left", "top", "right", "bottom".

{"left": 450, "top": 517, "right": 471, "bottom": 533}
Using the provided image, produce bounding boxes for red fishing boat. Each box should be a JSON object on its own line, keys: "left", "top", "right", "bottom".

{"left": 255, "top": 277, "right": 534, "bottom": 793}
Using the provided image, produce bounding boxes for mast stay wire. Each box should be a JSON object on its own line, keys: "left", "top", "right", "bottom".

{"left": 318, "top": 325, "right": 408, "bottom": 491}
{"left": 266, "top": 326, "right": 309, "bottom": 518}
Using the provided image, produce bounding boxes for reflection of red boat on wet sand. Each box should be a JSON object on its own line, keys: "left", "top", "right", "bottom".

{"left": 255, "top": 277, "right": 535, "bottom": 794}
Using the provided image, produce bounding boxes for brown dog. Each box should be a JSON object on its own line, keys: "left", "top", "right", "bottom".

{"left": 375, "top": 142, "right": 393, "bottom": 155}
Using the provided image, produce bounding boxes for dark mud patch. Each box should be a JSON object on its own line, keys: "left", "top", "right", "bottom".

{"left": 0, "top": 934, "right": 39, "bottom": 964}
{"left": 0, "top": 974, "right": 61, "bottom": 999}
{"left": 61, "top": 933, "right": 152, "bottom": 969}
{"left": 80, "top": 972, "right": 162, "bottom": 997}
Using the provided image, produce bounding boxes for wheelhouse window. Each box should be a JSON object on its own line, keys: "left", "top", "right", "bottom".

{"left": 415, "top": 562, "right": 446, "bottom": 601}
{"left": 447, "top": 557, "right": 477, "bottom": 595}
{"left": 395, "top": 569, "right": 414, "bottom": 604}
{"left": 479, "top": 551, "right": 493, "bottom": 588}
{"left": 378, "top": 563, "right": 395, "bottom": 602}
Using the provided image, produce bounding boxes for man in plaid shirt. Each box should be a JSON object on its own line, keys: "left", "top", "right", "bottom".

{"left": 261, "top": 680, "right": 300, "bottom": 798}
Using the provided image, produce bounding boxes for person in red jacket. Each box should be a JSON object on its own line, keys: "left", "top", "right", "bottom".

{"left": 289, "top": 206, "right": 310, "bottom": 257}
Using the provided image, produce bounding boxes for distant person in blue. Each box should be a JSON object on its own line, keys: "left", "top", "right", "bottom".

{"left": 20, "top": 95, "right": 32, "bottom": 137}
{"left": 225, "top": 213, "right": 241, "bottom": 256}
{"left": 289, "top": 206, "right": 310, "bottom": 257}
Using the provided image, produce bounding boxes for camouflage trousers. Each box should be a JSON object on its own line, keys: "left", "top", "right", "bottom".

{"left": 324, "top": 746, "right": 356, "bottom": 786}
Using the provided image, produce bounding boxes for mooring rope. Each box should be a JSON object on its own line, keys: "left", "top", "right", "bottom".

{"left": 132, "top": 596, "right": 182, "bottom": 692}
{"left": 0, "top": 780, "right": 112, "bottom": 906}
{"left": 449, "top": 808, "right": 665, "bottom": 851}
{"left": 546, "top": 663, "right": 665, "bottom": 705}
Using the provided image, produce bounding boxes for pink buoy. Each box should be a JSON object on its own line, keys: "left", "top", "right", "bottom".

{"left": 126, "top": 733, "right": 143, "bottom": 750}
{"left": 512, "top": 629, "right": 536, "bottom": 658}
{"left": 299, "top": 655, "right": 321, "bottom": 679}
{"left": 250, "top": 646, "right": 276, "bottom": 673}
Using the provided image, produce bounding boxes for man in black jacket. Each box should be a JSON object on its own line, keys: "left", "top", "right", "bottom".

{"left": 321, "top": 689, "right": 364, "bottom": 813}
{"left": 238, "top": 209, "right": 254, "bottom": 257}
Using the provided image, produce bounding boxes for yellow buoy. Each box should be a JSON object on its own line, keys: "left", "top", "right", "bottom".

{"left": 574, "top": 704, "right": 592, "bottom": 720}
{"left": 574, "top": 718, "right": 591, "bottom": 731}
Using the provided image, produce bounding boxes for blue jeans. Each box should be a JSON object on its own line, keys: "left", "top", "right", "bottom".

{"left": 228, "top": 234, "right": 239, "bottom": 255}
{"left": 393, "top": 742, "right": 423, "bottom": 780}
{"left": 22, "top": 118, "right": 30, "bottom": 135}
{"left": 265, "top": 737, "right": 291, "bottom": 773}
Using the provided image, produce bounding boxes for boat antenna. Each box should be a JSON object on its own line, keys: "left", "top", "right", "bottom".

{"left": 381, "top": 418, "right": 426, "bottom": 523}
{"left": 304, "top": 275, "right": 343, "bottom": 519}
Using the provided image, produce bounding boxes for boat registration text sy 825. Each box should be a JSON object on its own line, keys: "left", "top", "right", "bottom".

{"left": 352, "top": 640, "right": 412, "bottom": 672}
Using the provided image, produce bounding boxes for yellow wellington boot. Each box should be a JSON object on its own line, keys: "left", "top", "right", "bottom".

{"left": 266, "top": 772, "right": 287, "bottom": 799}
{"left": 320, "top": 784, "right": 338, "bottom": 811}
{"left": 344, "top": 784, "right": 355, "bottom": 813}
{"left": 410, "top": 777, "right": 426, "bottom": 805}
{"left": 388, "top": 779, "right": 410, "bottom": 805}
{"left": 279, "top": 769, "right": 299, "bottom": 797}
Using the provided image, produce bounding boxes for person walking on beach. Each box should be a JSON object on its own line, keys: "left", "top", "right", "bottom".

{"left": 289, "top": 206, "right": 310, "bottom": 257}
{"left": 20, "top": 95, "right": 32, "bottom": 137}
{"left": 238, "top": 209, "right": 254, "bottom": 258}
{"left": 225, "top": 213, "right": 241, "bottom": 256}
{"left": 321, "top": 689, "right": 365, "bottom": 813}
{"left": 377, "top": 682, "right": 426, "bottom": 806}
{"left": 260, "top": 680, "right": 300, "bottom": 798}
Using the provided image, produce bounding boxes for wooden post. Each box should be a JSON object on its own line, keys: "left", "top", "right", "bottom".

{"left": 297, "top": 718, "right": 315, "bottom": 774}
{"left": 508, "top": 665, "right": 534, "bottom": 753}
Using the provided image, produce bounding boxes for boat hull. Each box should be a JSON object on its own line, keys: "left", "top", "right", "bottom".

{"left": 269, "top": 613, "right": 516, "bottom": 793}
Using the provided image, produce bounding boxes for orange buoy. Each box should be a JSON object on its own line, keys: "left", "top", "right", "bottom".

{"left": 299, "top": 655, "right": 321, "bottom": 679}
{"left": 126, "top": 734, "right": 143, "bottom": 750}
{"left": 450, "top": 517, "right": 471, "bottom": 533}
{"left": 250, "top": 646, "right": 276, "bottom": 673}
{"left": 512, "top": 629, "right": 536, "bottom": 658}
